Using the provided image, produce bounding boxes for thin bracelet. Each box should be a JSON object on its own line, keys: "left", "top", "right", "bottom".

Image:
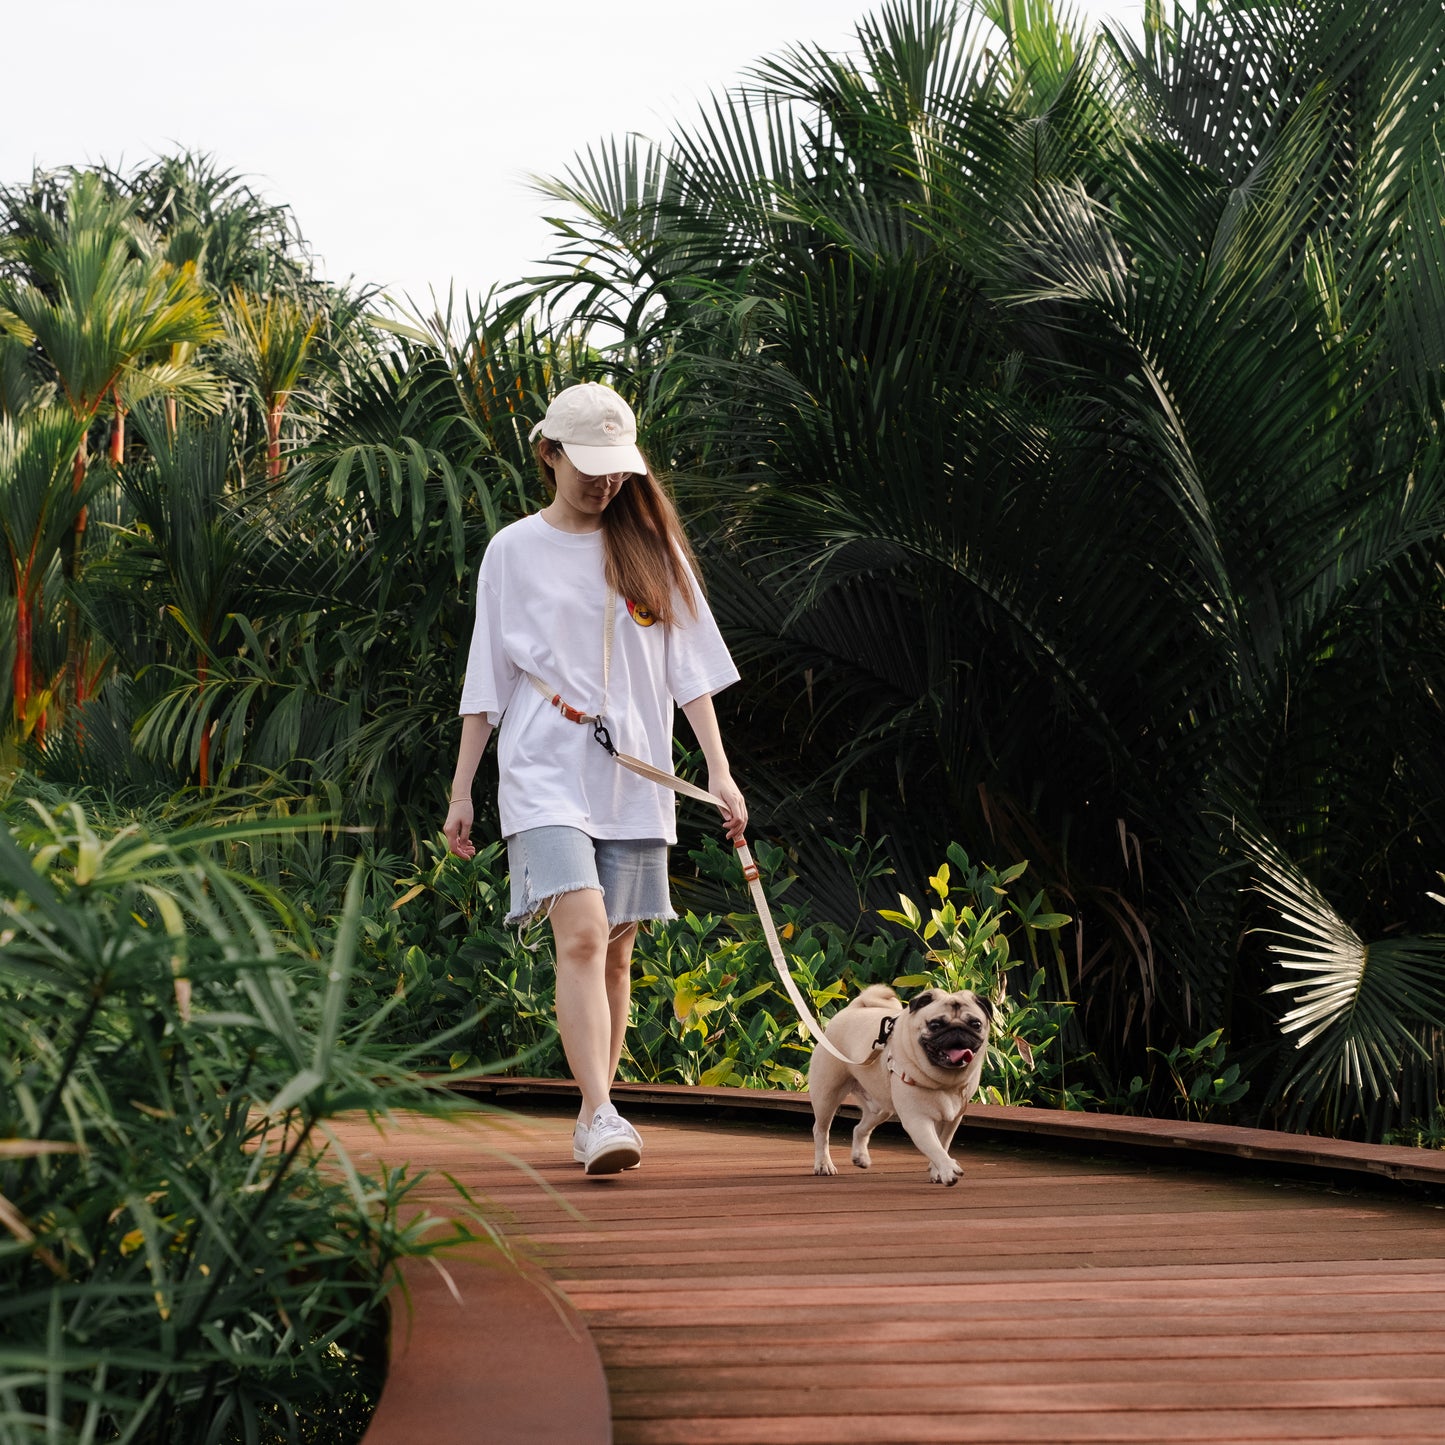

{"left": 449, "top": 796, "right": 470, "bottom": 804}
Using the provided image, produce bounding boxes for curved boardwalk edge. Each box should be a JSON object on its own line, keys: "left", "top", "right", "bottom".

{"left": 451, "top": 1078, "right": 1445, "bottom": 1191}
{"left": 354, "top": 1087, "right": 1445, "bottom": 1444}
{"left": 360, "top": 1233, "right": 611, "bottom": 1444}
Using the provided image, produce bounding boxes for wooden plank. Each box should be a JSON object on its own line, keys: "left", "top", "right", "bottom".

{"left": 336, "top": 1095, "right": 1445, "bottom": 1445}
{"left": 533, "top": 1221, "right": 1444, "bottom": 1251}
{"left": 470, "top": 1181, "right": 1423, "bottom": 1213}
{"left": 458, "top": 1168, "right": 1435, "bottom": 1206}
{"left": 476, "top": 1205, "right": 1440, "bottom": 1243}
{"left": 610, "top": 1379, "right": 1445, "bottom": 1419}
{"left": 570, "top": 1254, "right": 1445, "bottom": 1284}
{"left": 589, "top": 1328, "right": 1445, "bottom": 1366}
{"left": 565, "top": 1283, "right": 1445, "bottom": 1311}
{"left": 565, "top": 1267, "right": 1445, "bottom": 1298}
{"left": 611, "top": 1410, "right": 1445, "bottom": 1444}
{"left": 450, "top": 1077, "right": 1445, "bottom": 1188}
{"left": 540, "top": 1241, "right": 1445, "bottom": 1273}
{"left": 567, "top": 1301, "right": 1445, "bottom": 1331}
{"left": 586, "top": 1329, "right": 1445, "bottom": 1364}
{"left": 604, "top": 1354, "right": 1445, "bottom": 1392}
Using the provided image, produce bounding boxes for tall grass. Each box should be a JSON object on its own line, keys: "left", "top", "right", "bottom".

{"left": 0, "top": 796, "right": 494, "bottom": 1444}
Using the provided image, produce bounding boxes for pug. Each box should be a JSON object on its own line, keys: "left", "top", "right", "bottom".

{"left": 809, "top": 984, "right": 992, "bottom": 1186}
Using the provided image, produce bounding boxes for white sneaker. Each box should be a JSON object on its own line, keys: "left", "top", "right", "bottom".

{"left": 580, "top": 1104, "right": 642, "bottom": 1175}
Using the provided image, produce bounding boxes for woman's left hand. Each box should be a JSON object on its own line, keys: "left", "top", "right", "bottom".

{"left": 710, "top": 769, "right": 748, "bottom": 843}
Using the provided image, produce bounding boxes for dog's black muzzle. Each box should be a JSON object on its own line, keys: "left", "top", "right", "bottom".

{"left": 921, "top": 1019, "right": 987, "bottom": 1069}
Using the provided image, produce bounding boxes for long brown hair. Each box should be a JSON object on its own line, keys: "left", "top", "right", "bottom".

{"left": 535, "top": 439, "right": 701, "bottom": 626}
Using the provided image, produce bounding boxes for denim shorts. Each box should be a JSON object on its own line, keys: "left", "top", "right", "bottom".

{"left": 504, "top": 826, "right": 675, "bottom": 929}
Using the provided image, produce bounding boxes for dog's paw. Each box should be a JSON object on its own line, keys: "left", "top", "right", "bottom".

{"left": 928, "top": 1159, "right": 963, "bottom": 1186}
{"left": 813, "top": 1159, "right": 838, "bottom": 1176}
{"left": 850, "top": 1150, "right": 872, "bottom": 1170}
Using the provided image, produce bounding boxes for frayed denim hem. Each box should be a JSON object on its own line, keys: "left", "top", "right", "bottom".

{"left": 505, "top": 899, "right": 677, "bottom": 933}
{"left": 606, "top": 909, "right": 677, "bottom": 929}
{"left": 504, "top": 880, "right": 600, "bottom": 929}
{"left": 503, "top": 831, "right": 674, "bottom": 934}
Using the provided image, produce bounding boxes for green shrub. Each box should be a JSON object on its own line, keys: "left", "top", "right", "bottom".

{"left": 375, "top": 833, "right": 1095, "bottom": 1106}
{"left": 368, "top": 835, "right": 869, "bottom": 1088}
{"left": 0, "top": 799, "right": 489, "bottom": 1444}
{"left": 1140, "top": 1029, "right": 1251, "bottom": 1123}
{"left": 878, "top": 844, "right": 1092, "bottom": 1108}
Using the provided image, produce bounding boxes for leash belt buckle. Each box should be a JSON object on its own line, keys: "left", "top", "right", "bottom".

{"left": 548, "top": 691, "right": 590, "bottom": 725}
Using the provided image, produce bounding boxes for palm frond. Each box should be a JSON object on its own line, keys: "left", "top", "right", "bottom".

{"left": 1251, "top": 833, "right": 1445, "bottom": 1132}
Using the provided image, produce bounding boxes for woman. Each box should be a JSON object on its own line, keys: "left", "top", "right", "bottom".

{"left": 443, "top": 382, "right": 747, "bottom": 1175}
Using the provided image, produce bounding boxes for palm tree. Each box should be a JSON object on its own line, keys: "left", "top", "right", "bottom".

{"left": 112, "top": 406, "right": 250, "bottom": 787}
{"left": 503, "top": 0, "right": 1445, "bottom": 1134}
{"left": 0, "top": 172, "right": 222, "bottom": 725}
{"left": 121, "top": 151, "right": 313, "bottom": 295}
{"left": 119, "top": 153, "right": 336, "bottom": 447}
{"left": 0, "top": 407, "right": 91, "bottom": 727}
{"left": 223, "top": 286, "right": 322, "bottom": 480}
{"left": 0, "top": 172, "right": 222, "bottom": 473}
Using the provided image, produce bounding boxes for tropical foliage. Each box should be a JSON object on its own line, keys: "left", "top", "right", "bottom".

{"left": 0, "top": 793, "right": 497, "bottom": 1443}
{"left": 367, "top": 830, "right": 1089, "bottom": 1105}
{"left": 6, "top": 3, "right": 1445, "bottom": 1435}
{"left": 0, "top": 1, "right": 1441, "bottom": 1168}
{"left": 491, "top": 0, "right": 1445, "bottom": 1137}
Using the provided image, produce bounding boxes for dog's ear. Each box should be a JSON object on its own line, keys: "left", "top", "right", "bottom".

{"left": 907, "top": 990, "right": 936, "bottom": 1013}
{"left": 976, "top": 994, "right": 996, "bottom": 1023}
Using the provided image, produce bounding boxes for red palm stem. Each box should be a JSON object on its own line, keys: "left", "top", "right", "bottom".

{"left": 197, "top": 652, "right": 210, "bottom": 788}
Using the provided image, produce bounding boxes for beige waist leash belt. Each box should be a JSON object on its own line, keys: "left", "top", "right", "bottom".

{"left": 522, "top": 590, "right": 873, "bottom": 1069}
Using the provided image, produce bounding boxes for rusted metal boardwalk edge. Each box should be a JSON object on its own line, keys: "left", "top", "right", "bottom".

{"left": 449, "top": 1077, "right": 1445, "bottom": 1191}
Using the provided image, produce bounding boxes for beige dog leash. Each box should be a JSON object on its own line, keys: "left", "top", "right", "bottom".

{"left": 521, "top": 593, "right": 873, "bottom": 1067}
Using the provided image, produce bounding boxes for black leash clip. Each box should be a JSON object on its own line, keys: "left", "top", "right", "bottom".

{"left": 592, "top": 716, "right": 618, "bottom": 756}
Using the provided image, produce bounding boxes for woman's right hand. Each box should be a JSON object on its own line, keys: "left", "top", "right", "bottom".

{"left": 444, "top": 799, "right": 476, "bottom": 858}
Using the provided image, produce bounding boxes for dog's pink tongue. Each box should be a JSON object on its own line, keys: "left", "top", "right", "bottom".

{"left": 948, "top": 1047, "right": 975, "bottom": 1066}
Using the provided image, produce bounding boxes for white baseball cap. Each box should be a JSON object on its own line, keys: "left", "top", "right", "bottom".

{"left": 527, "top": 382, "right": 649, "bottom": 476}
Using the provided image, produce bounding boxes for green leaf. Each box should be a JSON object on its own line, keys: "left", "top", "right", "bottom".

{"left": 735, "top": 982, "right": 775, "bottom": 1004}
{"left": 262, "top": 1067, "right": 325, "bottom": 1117}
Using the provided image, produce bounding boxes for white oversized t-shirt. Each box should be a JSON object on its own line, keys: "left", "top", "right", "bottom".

{"left": 458, "top": 512, "right": 740, "bottom": 844}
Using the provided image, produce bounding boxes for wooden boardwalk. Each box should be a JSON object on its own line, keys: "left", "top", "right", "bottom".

{"left": 346, "top": 1098, "right": 1445, "bottom": 1444}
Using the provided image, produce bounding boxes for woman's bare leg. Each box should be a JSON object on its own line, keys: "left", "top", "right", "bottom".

{"left": 604, "top": 923, "right": 638, "bottom": 1080}
{"left": 548, "top": 889, "right": 614, "bottom": 1121}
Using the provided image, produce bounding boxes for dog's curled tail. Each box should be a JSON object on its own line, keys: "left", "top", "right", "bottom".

{"left": 849, "top": 983, "right": 900, "bottom": 1011}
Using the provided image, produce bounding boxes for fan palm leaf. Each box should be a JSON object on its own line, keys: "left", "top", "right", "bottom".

{"left": 1251, "top": 835, "right": 1445, "bottom": 1134}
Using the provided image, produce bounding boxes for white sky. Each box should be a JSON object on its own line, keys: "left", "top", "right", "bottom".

{"left": 4, "top": 0, "right": 1143, "bottom": 309}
